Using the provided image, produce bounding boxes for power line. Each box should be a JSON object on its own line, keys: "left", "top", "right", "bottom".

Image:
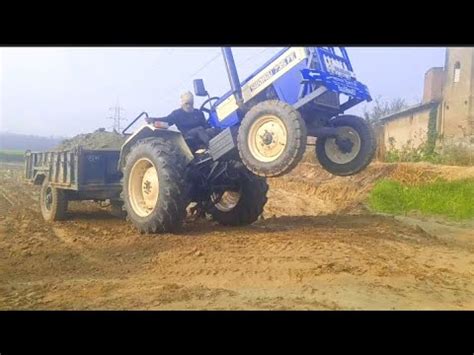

{"left": 187, "top": 51, "right": 222, "bottom": 78}
{"left": 238, "top": 47, "right": 280, "bottom": 74}
{"left": 160, "top": 50, "right": 222, "bottom": 105}
{"left": 159, "top": 48, "right": 278, "bottom": 107}
{"left": 242, "top": 47, "right": 275, "bottom": 64}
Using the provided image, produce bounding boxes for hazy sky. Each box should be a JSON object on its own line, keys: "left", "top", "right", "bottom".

{"left": 0, "top": 47, "right": 446, "bottom": 137}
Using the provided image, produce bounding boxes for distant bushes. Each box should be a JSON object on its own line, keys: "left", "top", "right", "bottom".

{"left": 384, "top": 137, "right": 473, "bottom": 166}
{"left": 0, "top": 132, "right": 65, "bottom": 151}
{"left": 0, "top": 150, "right": 24, "bottom": 163}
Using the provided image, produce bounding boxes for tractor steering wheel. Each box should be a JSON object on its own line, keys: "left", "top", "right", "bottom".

{"left": 199, "top": 97, "right": 220, "bottom": 117}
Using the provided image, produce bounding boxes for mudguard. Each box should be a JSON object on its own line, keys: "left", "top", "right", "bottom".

{"left": 118, "top": 124, "right": 194, "bottom": 170}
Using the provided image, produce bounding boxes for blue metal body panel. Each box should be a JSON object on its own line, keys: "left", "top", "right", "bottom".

{"left": 208, "top": 110, "right": 239, "bottom": 129}
{"left": 271, "top": 60, "right": 309, "bottom": 105}
{"left": 211, "top": 47, "right": 291, "bottom": 109}
{"left": 206, "top": 47, "right": 371, "bottom": 130}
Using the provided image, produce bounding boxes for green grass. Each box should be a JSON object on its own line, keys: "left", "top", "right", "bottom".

{"left": 368, "top": 178, "right": 474, "bottom": 221}
{"left": 0, "top": 149, "right": 25, "bottom": 162}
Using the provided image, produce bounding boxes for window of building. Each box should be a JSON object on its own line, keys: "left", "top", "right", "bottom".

{"left": 454, "top": 61, "right": 461, "bottom": 83}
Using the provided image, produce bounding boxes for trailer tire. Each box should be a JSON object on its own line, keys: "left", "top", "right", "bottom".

{"left": 237, "top": 100, "right": 307, "bottom": 177}
{"left": 316, "top": 115, "right": 376, "bottom": 176}
{"left": 208, "top": 173, "right": 268, "bottom": 226}
{"left": 40, "top": 179, "right": 68, "bottom": 222}
{"left": 121, "top": 137, "right": 188, "bottom": 234}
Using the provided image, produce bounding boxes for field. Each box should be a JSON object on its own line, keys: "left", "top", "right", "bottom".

{"left": 0, "top": 150, "right": 24, "bottom": 163}
{"left": 1, "top": 160, "right": 473, "bottom": 309}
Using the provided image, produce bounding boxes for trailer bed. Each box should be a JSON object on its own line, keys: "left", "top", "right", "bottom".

{"left": 25, "top": 147, "right": 122, "bottom": 201}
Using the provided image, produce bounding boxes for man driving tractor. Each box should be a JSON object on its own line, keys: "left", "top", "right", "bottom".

{"left": 147, "top": 91, "right": 218, "bottom": 151}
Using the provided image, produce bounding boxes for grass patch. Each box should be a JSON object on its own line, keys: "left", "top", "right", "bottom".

{"left": 0, "top": 149, "right": 25, "bottom": 163}
{"left": 368, "top": 178, "right": 474, "bottom": 220}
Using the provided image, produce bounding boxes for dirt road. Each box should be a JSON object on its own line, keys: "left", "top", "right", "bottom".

{"left": 1, "top": 162, "right": 473, "bottom": 309}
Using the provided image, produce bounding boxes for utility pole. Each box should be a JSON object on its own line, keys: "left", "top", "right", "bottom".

{"left": 108, "top": 100, "right": 126, "bottom": 132}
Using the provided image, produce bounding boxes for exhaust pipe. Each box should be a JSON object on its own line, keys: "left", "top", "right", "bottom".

{"left": 221, "top": 47, "right": 244, "bottom": 109}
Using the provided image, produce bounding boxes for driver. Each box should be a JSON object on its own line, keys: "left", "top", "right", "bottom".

{"left": 147, "top": 91, "right": 217, "bottom": 149}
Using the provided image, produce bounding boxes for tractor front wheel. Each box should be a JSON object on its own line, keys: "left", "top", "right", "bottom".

{"left": 316, "top": 115, "right": 376, "bottom": 176}
{"left": 237, "top": 100, "right": 307, "bottom": 177}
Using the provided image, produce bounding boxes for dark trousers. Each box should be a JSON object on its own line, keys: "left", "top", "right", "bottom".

{"left": 184, "top": 126, "right": 219, "bottom": 151}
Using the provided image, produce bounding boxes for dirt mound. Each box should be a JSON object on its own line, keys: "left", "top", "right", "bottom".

{"left": 55, "top": 129, "right": 126, "bottom": 151}
{"left": 265, "top": 161, "right": 474, "bottom": 217}
{"left": 389, "top": 162, "right": 474, "bottom": 185}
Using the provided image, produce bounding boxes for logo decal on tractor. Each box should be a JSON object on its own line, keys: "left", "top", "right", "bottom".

{"left": 249, "top": 52, "right": 298, "bottom": 93}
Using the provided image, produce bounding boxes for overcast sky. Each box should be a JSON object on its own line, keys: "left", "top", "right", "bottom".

{"left": 0, "top": 47, "right": 446, "bottom": 137}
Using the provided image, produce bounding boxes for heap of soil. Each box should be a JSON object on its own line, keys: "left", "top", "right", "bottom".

{"left": 54, "top": 128, "right": 127, "bottom": 151}
{"left": 265, "top": 160, "right": 474, "bottom": 217}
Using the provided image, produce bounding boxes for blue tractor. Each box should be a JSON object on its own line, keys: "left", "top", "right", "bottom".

{"left": 116, "top": 47, "right": 376, "bottom": 232}
{"left": 28, "top": 47, "right": 375, "bottom": 234}
{"left": 193, "top": 46, "right": 375, "bottom": 177}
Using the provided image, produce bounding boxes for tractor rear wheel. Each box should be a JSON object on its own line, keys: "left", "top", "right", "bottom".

{"left": 122, "top": 137, "right": 188, "bottom": 234}
{"left": 237, "top": 100, "right": 307, "bottom": 177}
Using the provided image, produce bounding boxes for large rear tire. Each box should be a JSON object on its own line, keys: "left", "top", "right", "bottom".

{"left": 40, "top": 179, "right": 68, "bottom": 222}
{"left": 208, "top": 173, "right": 268, "bottom": 226}
{"left": 237, "top": 100, "right": 307, "bottom": 177}
{"left": 122, "top": 137, "right": 188, "bottom": 234}
{"left": 316, "top": 115, "right": 376, "bottom": 176}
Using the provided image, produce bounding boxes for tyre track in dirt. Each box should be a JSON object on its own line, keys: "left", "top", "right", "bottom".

{"left": 1, "top": 163, "right": 473, "bottom": 309}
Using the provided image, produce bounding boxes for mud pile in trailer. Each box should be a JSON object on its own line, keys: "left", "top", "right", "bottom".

{"left": 55, "top": 128, "right": 127, "bottom": 151}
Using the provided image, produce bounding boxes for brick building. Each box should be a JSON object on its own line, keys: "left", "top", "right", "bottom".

{"left": 376, "top": 47, "right": 474, "bottom": 159}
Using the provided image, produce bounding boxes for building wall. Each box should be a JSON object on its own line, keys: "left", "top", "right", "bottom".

{"left": 377, "top": 47, "right": 474, "bottom": 161}
{"left": 383, "top": 109, "right": 432, "bottom": 150}
{"left": 440, "top": 47, "right": 474, "bottom": 138}
{"left": 423, "top": 67, "right": 445, "bottom": 103}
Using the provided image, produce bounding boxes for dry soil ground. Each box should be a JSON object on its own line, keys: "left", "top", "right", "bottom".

{"left": 0, "top": 161, "right": 473, "bottom": 309}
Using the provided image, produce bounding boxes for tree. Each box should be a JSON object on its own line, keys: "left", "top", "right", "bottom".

{"left": 363, "top": 96, "right": 410, "bottom": 124}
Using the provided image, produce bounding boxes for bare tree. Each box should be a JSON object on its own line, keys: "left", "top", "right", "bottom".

{"left": 363, "top": 96, "right": 409, "bottom": 124}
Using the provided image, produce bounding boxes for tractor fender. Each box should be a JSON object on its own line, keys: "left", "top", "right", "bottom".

{"left": 118, "top": 124, "right": 194, "bottom": 170}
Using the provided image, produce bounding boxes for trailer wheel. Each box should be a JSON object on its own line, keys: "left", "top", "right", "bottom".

{"left": 208, "top": 173, "right": 268, "bottom": 226}
{"left": 316, "top": 115, "right": 376, "bottom": 176}
{"left": 237, "top": 100, "right": 307, "bottom": 177}
{"left": 40, "top": 179, "right": 68, "bottom": 221}
{"left": 122, "top": 137, "right": 188, "bottom": 234}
